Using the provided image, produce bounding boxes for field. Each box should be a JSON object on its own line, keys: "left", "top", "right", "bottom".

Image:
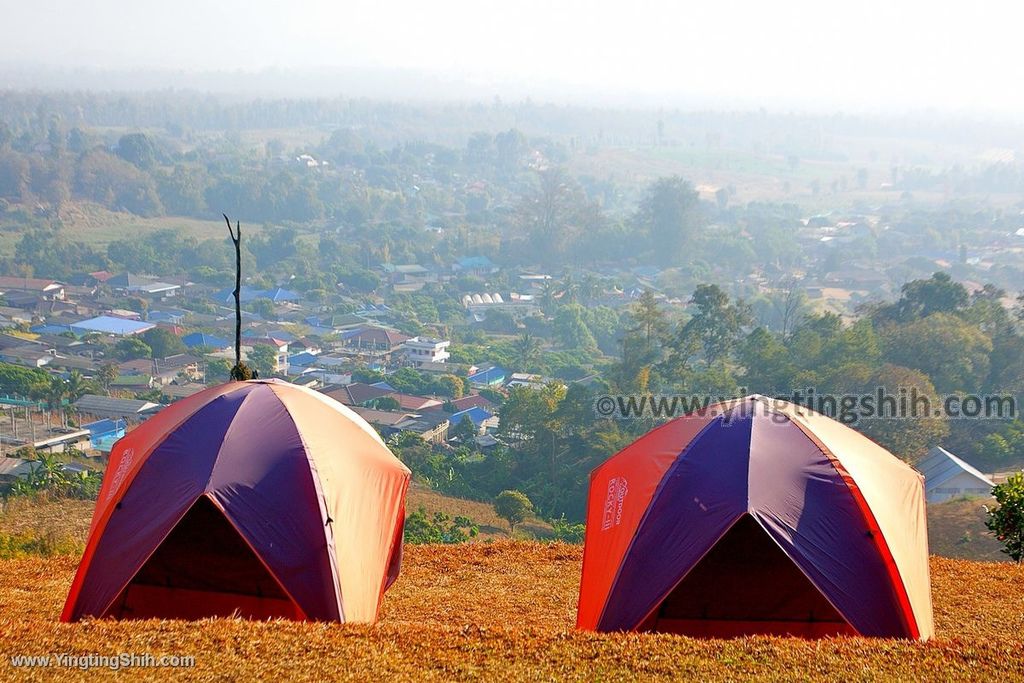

{"left": 0, "top": 493, "right": 1021, "bottom": 680}
{"left": 1, "top": 543, "right": 1022, "bottom": 681}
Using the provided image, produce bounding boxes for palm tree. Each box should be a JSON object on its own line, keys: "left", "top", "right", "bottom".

{"left": 513, "top": 331, "right": 541, "bottom": 371}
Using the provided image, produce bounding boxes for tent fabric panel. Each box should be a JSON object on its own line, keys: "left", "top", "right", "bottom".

{"left": 748, "top": 416, "right": 912, "bottom": 637}
{"left": 780, "top": 405, "right": 933, "bottom": 640}
{"left": 207, "top": 383, "right": 341, "bottom": 621}
{"left": 63, "top": 382, "right": 246, "bottom": 620}
{"left": 576, "top": 409, "right": 724, "bottom": 629}
{"left": 65, "top": 385, "right": 257, "bottom": 620}
{"left": 269, "top": 383, "right": 410, "bottom": 623}
{"left": 596, "top": 413, "right": 753, "bottom": 631}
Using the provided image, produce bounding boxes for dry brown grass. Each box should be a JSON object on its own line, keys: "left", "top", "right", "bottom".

{"left": 1, "top": 546, "right": 1023, "bottom": 681}
{"left": 2, "top": 496, "right": 1023, "bottom": 680}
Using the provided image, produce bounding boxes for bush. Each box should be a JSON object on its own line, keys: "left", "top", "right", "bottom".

{"left": 548, "top": 514, "right": 585, "bottom": 544}
{"left": 986, "top": 472, "right": 1024, "bottom": 563}
{"left": 403, "top": 508, "right": 479, "bottom": 544}
{"left": 0, "top": 530, "right": 82, "bottom": 559}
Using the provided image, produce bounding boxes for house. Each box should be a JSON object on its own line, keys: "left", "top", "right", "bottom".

{"left": 506, "top": 373, "right": 549, "bottom": 390}
{"left": 320, "top": 383, "right": 394, "bottom": 406}
{"left": 342, "top": 326, "right": 411, "bottom": 353}
{"left": 70, "top": 316, "right": 155, "bottom": 337}
{"left": 348, "top": 406, "right": 419, "bottom": 431}
{"left": 390, "top": 393, "right": 443, "bottom": 412}
{"left": 146, "top": 309, "right": 187, "bottom": 325}
{"left": 73, "top": 395, "right": 161, "bottom": 421}
{"left": 304, "top": 313, "right": 368, "bottom": 331}
{"left": 0, "top": 276, "right": 65, "bottom": 301}
{"left": 467, "top": 364, "right": 508, "bottom": 387}
{"left": 182, "top": 332, "right": 232, "bottom": 352}
{"left": 0, "top": 457, "right": 34, "bottom": 482}
{"left": 403, "top": 337, "right": 451, "bottom": 366}
{"left": 32, "top": 428, "right": 92, "bottom": 454}
{"left": 241, "top": 334, "right": 290, "bottom": 374}
{"left": 82, "top": 418, "right": 126, "bottom": 453}
{"left": 0, "top": 345, "right": 55, "bottom": 368}
{"left": 106, "top": 273, "right": 181, "bottom": 299}
{"left": 152, "top": 354, "right": 202, "bottom": 384}
{"left": 392, "top": 413, "right": 450, "bottom": 444}
{"left": 213, "top": 285, "right": 299, "bottom": 305}
{"left": 449, "top": 406, "right": 498, "bottom": 434}
{"left": 917, "top": 446, "right": 995, "bottom": 503}
{"left": 453, "top": 255, "right": 498, "bottom": 275}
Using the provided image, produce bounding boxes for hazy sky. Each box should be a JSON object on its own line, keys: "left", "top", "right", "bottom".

{"left": 2, "top": 0, "right": 1022, "bottom": 112}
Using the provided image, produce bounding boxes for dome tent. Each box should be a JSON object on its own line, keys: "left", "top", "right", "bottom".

{"left": 577, "top": 395, "right": 933, "bottom": 639}
{"left": 63, "top": 379, "right": 410, "bottom": 623}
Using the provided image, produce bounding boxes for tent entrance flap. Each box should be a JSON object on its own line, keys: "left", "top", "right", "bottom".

{"left": 640, "top": 515, "right": 857, "bottom": 638}
{"left": 106, "top": 496, "right": 301, "bottom": 620}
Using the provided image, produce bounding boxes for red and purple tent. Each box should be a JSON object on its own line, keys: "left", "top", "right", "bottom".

{"left": 63, "top": 379, "right": 410, "bottom": 623}
{"left": 577, "top": 395, "right": 933, "bottom": 639}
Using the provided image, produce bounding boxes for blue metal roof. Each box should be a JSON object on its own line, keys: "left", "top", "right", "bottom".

{"left": 288, "top": 352, "right": 319, "bottom": 367}
{"left": 467, "top": 365, "right": 508, "bottom": 385}
{"left": 450, "top": 406, "right": 494, "bottom": 427}
{"left": 70, "top": 316, "right": 155, "bottom": 336}
{"left": 182, "top": 332, "right": 230, "bottom": 349}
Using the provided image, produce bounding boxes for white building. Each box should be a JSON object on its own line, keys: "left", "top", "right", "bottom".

{"left": 917, "top": 446, "right": 994, "bottom": 503}
{"left": 403, "top": 337, "right": 451, "bottom": 366}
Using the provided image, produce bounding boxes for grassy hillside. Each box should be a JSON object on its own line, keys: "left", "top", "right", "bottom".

{"left": 1, "top": 544, "right": 1023, "bottom": 680}
{"left": 406, "top": 483, "right": 554, "bottom": 540}
{"left": 0, "top": 485, "right": 553, "bottom": 548}
{"left": 927, "top": 497, "right": 1005, "bottom": 562}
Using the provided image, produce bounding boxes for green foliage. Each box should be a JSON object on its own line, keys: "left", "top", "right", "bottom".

{"left": 0, "top": 530, "right": 82, "bottom": 559}
{"left": 494, "top": 489, "right": 534, "bottom": 535}
{"left": 114, "top": 337, "right": 152, "bottom": 360}
{"left": 248, "top": 345, "right": 279, "bottom": 376}
{"left": 636, "top": 175, "right": 701, "bottom": 266}
{"left": 403, "top": 507, "right": 479, "bottom": 544}
{"left": 548, "top": 514, "right": 585, "bottom": 544}
{"left": 8, "top": 453, "right": 102, "bottom": 500}
{"left": 0, "top": 362, "right": 51, "bottom": 398}
{"left": 140, "top": 327, "right": 186, "bottom": 359}
{"left": 985, "top": 473, "right": 1024, "bottom": 563}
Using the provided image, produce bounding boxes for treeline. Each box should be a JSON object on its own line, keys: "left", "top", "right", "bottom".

{"left": 394, "top": 272, "right": 1024, "bottom": 521}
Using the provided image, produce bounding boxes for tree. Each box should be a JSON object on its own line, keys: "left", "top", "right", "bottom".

{"left": 452, "top": 414, "right": 478, "bottom": 443}
{"left": 115, "top": 132, "right": 158, "bottom": 170}
{"left": 114, "top": 337, "right": 152, "bottom": 360}
{"left": 986, "top": 472, "right": 1024, "bottom": 563}
{"left": 553, "top": 304, "right": 598, "bottom": 354}
{"left": 893, "top": 272, "right": 969, "bottom": 321}
{"left": 513, "top": 331, "right": 541, "bottom": 371}
{"left": 636, "top": 176, "right": 701, "bottom": 266}
{"left": 65, "top": 370, "right": 91, "bottom": 403}
{"left": 629, "top": 289, "right": 668, "bottom": 353}
{"left": 436, "top": 374, "right": 465, "bottom": 399}
{"left": 494, "top": 489, "right": 533, "bottom": 536}
{"left": 883, "top": 313, "right": 992, "bottom": 393}
{"left": 98, "top": 363, "right": 119, "bottom": 394}
{"left": 854, "top": 364, "right": 949, "bottom": 461}
{"left": 248, "top": 345, "right": 278, "bottom": 377}
{"left": 141, "top": 328, "right": 186, "bottom": 359}
{"left": 668, "top": 284, "right": 751, "bottom": 372}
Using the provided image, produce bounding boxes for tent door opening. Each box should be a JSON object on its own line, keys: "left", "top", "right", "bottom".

{"left": 105, "top": 495, "right": 301, "bottom": 620}
{"left": 639, "top": 514, "right": 857, "bottom": 637}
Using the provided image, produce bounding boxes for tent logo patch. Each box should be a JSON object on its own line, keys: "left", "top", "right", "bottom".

{"left": 601, "top": 477, "right": 628, "bottom": 531}
{"left": 107, "top": 447, "right": 135, "bottom": 502}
